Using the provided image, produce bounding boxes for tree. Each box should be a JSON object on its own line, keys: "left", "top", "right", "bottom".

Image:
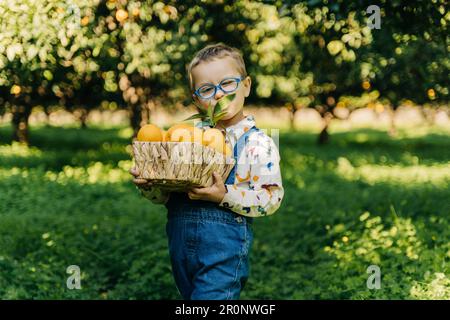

{"left": 1, "top": 0, "right": 447, "bottom": 144}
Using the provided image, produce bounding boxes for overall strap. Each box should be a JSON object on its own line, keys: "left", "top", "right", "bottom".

{"left": 225, "top": 126, "right": 260, "bottom": 185}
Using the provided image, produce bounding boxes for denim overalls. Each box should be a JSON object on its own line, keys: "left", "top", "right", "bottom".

{"left": 164, "top": 126, "right": 260, "bottom": 300}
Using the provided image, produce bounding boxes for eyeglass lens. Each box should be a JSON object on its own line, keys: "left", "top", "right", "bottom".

{"left": 198, "top": 78, "right": 239, "bottom": 98}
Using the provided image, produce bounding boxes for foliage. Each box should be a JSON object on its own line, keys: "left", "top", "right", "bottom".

{"left": 183, "top": 93, "right": 234, "bottom": 126}
{"left": 1, "top": 1, "right": 448, "bottom": 143}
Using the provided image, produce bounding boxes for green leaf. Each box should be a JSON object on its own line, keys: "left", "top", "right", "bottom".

{"left": 183, "top": 114, "right": 206, "bottom": 122}
{"left": 207, "top": 101, "right": 214, "bottom": 121}
{"left": 188, "top": 98, "right": 233, "bottom": 126}
{"left": 215, "top": 102, "right": 222, "bottom": 113}
{"left": 213, "top": 110, "right": 229, "bottom": 122}
{"left": 203, "top": 119, "right": 214, "bottom": 127}
{"left": 217, "top": 93, "right": 236, "bottom": 110}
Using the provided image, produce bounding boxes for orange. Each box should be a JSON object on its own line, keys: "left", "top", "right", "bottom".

{"left": 136, "top": 124, "right": 163, "bottom": 142}
{"left": 115, "top": 9, "right": 128, "bottom": 23}
{"left": 166, "top": 123, "right": 192, "bottom": 141}
{"left": 170, "top": 127, "right": 203, "bottom": 143}
{"left": 189, "top": 127, "right": 203, "bottom": 144}
{"left": 170, "top": 127, "right": 192, "bottom": 142}
{"left": 203, "top": 128, "right": 225, "bottom": 153}
{"left": 167, "top": 124, "right": 193, "bottom": 142}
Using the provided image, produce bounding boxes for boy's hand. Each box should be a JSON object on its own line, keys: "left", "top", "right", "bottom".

{"left": 188, "top": 172, "right": 227, "bottom": 203}
{"left": 129, "top": 167, "right": 153, "bottom": 190}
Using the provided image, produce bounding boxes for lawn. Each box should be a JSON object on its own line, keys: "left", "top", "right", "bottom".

{"left": 0, "top": 123, "right": 449, "bottom": 299}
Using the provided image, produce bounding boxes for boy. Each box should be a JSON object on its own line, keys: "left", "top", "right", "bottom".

{"left": 130, "top": 43, "right": 284, "bottom": 299}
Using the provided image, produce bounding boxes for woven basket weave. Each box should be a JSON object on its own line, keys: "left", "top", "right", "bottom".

{"left": 132, "top": 141, "right": 235, "bottom": 191}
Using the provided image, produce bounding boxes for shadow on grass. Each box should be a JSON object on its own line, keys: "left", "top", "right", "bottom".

{"left": 247, "top": 163, "right": 449, "bottom": 299}
{"left": 2, "top": 162, "right": 447, "bottom": 299}
{"left": 281, "top": 128, "right": 450, "bottom": 166}
{"left": 0, "top": 125, "right": 448, "bottom": 299}
{"left": 1, "top": 126, "right": 449, "bottom": 172}
{"left": 0, "top": 125, "right": 131, "bottom": 151}
{"left": 0, "top": 169, "right": 177, "bottom": 299}
{"left": 0, "top": 125, "right": 132, "bottom": 171}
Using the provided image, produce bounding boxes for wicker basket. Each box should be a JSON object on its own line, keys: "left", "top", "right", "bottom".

{"left": 132, "top": 141, "right": 235, "bottom": 191}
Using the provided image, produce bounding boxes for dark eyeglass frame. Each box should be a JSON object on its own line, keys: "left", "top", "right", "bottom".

{"left": 194, "top": 76, "right": 245, "bottom": 100}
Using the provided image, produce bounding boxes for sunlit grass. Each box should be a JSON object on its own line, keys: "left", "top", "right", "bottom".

{"left": 0, "top": 161, "right": 133, "bottom": 185}
{"left": 335, "top": 157, "right": 450, "bottom": 187}
{"left": 323, "top": 211, "right": 449, "bottom": 299}
{"left": 410, "top": 273, "right": 450, "bottom": 299}
{"left": 0, "top": 142, "right": 43, "bottom": 158}
{"left": 43, "top": 161, "right": 133, "bottom": 185}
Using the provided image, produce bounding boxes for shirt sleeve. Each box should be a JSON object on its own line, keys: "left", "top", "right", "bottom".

{"left": 140, "top": 186, "right": 171, "bottom": 205}
{"left": 218, "top": 135, "right": 284, "bottom": 217}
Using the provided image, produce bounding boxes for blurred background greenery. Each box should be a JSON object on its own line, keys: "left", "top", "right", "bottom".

{"left": 0, "top": 0, "right": 448, "bottom": 142}
{"left": 0, "top": 0, "right": 449, "bottom": 299}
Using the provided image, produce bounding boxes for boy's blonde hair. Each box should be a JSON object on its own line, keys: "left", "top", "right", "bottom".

{"left": 187, "top": 43, "right": 248, "bottom": 92}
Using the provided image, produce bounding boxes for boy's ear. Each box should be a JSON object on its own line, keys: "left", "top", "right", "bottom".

{"left": 244, "top": 76, "right": 251, "bottom": 98}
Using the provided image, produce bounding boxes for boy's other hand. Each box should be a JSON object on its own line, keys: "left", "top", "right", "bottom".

{"left": 129, "top": 167, "right": 153, "bottom": 189}
{"left": 188, "top": 172, "right": 226, "bottom": 203}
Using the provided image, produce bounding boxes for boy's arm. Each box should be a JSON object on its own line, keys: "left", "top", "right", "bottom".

{"left": 140, "top": 186, "right": 170, "bottom": 205}
{"left": 218, "top": 137, "right": 284, "bottom": 217}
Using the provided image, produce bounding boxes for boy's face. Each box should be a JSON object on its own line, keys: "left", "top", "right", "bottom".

{"left": 191, "top": 56, "right": 251, "bottom": 121}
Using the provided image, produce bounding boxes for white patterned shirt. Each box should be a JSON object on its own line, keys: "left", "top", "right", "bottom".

{"left": 140, "top": 114, "right": 284, "bottom": 218}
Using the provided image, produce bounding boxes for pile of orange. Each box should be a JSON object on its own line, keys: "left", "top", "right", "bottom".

{"left": 136, "top": 123, "right": 232, "bottom": 156}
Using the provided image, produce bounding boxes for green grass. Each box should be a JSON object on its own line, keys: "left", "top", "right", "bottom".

{"left": 0, "top": 124, "right": 449, "bottom": 299}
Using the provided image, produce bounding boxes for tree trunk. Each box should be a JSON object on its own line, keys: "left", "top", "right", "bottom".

{"left": 79, "top": 109, "right": 88, "bottom": 129}
{"left": 388, "top": 107, "right": 397, "bottom": 137}
{"left": 422, "top": 106, "right": 436, "bottom": 127}
{"left": 12, "top": 105, "right": 31, "bottom": 145}
{"left": 141, "top": 101, "right": 151, "bottom": 126}
{"left": 318, "top": 112, "right": 333, "bottom": 145}
{"left": 130, "top": 100, "right": 154, "bottom": 137}
{"left": 129, "top": 102, "right": 142, "bottom": 138}
{"left": 289, "top": 104, "right": 296, "bottom": 131}
{"left": 44, "top": 105, "right": 51, "bottom": 127}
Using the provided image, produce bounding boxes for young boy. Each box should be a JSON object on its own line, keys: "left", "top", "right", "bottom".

{"left": 130, "top": 43, "right": 284, "bottom": 300}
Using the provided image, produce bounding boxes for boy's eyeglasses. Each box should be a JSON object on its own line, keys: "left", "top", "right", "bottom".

{"left": 194, "top": 76, "right": 244, "bottom": 100}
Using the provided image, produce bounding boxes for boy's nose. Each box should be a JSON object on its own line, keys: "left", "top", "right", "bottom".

{"left": 214, "top": 90, "right": 225, "bottom": 101}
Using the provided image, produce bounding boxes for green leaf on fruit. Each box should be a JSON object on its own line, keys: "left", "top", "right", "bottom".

{"left": 183, "top": 113, "right": 207, "bottom": 121}
{"left": 213, "top": 110, "right": 229, "bottom": 122}
{"left": 184, "top": 94, "right": 235, "bottom": 126}
{"left": 218, "top": 93, "right": 236, "bottom": 111}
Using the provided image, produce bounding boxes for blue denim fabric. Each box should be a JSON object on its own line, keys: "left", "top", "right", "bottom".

{"left": 164, "top": 126, "right": 260, "bottom": 300}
